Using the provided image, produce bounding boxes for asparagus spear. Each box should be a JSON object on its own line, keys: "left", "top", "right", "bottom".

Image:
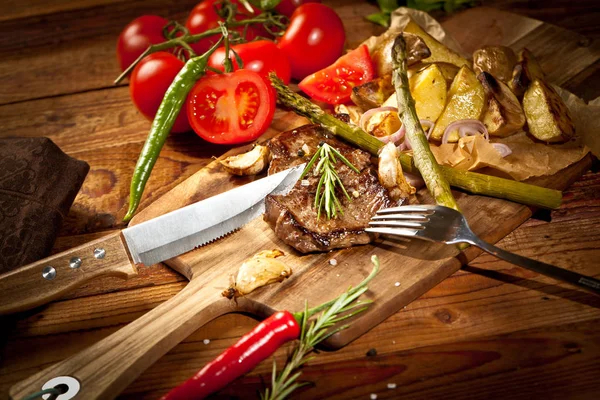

{"left": 392, "top": 34, "right": 459, "bottom": 211}
{"left": 268, "top": 74, "right": 562, "bottom": 210}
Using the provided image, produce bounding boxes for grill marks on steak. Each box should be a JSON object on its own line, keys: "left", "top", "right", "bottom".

{"left": 264, "top": 124, "right": 394, "bottom": 253}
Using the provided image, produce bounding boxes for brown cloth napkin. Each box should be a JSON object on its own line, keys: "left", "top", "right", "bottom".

{"left": 0, "top": 137, "right": 89, "bottom": 274}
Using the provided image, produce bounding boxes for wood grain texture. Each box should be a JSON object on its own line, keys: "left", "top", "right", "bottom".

{"left": 0, "top": 231, "right": 136, "bottom": 315}
{"left": 0, "top": 1, "right": 599, "bottom": 399}
{"left": 9, "top": 275, "right": 232, "bottom": 400}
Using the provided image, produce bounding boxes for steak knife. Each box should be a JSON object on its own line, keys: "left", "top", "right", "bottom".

{"left": 0, "top": 164, "right": 305, "bottom": 315}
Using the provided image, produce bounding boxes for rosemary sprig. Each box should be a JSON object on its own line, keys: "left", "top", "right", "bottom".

{"left": 300, "top": 142, "right": 360, "bottom": 219}
{"left": 262, "top": 256, "right": 380, "bottom": 400}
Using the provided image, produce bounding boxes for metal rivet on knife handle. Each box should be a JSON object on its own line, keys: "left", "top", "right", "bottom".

{"left": 93, "top": 248, "right": 106, "bottom": 259}
{"left": 42, "top": 266, "right": 56, "bottom": 280}
{"left": 69, "top": 257, "right": 82, "bottom": 269}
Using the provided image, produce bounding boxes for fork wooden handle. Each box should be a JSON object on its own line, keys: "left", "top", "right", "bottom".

{"left": 471, "top": 238, "right": 600, "bottom": 294}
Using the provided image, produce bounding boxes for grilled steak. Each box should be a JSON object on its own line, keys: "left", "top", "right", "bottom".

{"left": 264, "top": 124, "right": 394, "bottom": 253}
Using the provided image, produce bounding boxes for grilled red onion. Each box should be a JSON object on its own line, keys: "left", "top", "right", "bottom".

{"left": 378, "top": 125, "right": 405, "bottom": 145}
{"left": 359, "top": 106, "right": 398, "bottom": 131}
{"left": 442, "top": 119, "right": 489, "bottom": 144}
{"left": 491, "top": 143, "right": 512, "bottom": 157}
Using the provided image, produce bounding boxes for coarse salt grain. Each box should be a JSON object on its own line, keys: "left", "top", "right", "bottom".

{"left": 370, "top": 394, "right": 378, "bottom": 400}
{"left": 329, "top": 259, "right": 338, "bottom": 266}
{"left": 352, "top": 190, "right": 360, "bottom": 198}
{"left": 302, "top": 143, "right": 310, "bottom": 154}
{"left": 203, "top": 339, "right": 210, "bottom": 345}
{"left": 301, "top": 179, "right": 310, "bottom": 186}
{"left": 387, "top": 383, "right": 397, "bottom": 389}
{"left": 394, "top": 281, "right": 400, "bottom": 287}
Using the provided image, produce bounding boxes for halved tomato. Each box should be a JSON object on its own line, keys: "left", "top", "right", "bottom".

{"left": 298, "top": 44, "right": 375, "bottom": 105}
{"left": 187, "top": 69, "right": 276, "bottom": 144}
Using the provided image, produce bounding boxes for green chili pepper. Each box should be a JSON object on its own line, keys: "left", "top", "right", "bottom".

{"left": 123, "top": 38, "right": 224, "bottom": 222}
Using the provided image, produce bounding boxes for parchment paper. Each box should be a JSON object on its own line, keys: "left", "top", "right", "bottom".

{"left": 364, "top": 7, "right": 596, "bottom": 181}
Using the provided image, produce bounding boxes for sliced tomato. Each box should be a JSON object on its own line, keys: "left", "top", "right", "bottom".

{"left": 187, "top": 69, "right": 276, "bottom": 144}
{"left": 298, "top": 44, "right": 374, "bottom": 105}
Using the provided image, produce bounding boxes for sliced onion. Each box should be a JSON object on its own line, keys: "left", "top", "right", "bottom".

{"left": 442, "top": 119, "right": 488, "bottom": 144}
{"left": 491, "top": 143, "right": 512, "bottom": 157}
{"left": 399, "top": 119, "right": 434, "bottom": 151}
{"left": 378, "top": 124, "right": 405, "bottom": 145}
{"left": 359, "top": 106, "right": 398, "bottom": 132}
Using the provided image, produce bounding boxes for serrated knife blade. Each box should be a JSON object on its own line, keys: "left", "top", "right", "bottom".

{"left": 121, "top": 163, "right": 305, "bottom": 266}
{"left": 0, "top": 163, "right": 305, "bottom": 315}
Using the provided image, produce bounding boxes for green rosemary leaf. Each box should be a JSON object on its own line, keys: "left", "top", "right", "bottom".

{"left": 330, "top": 146, "right": 360, "bottom": 173}
{"left": 300, "top": 142, "right": 360, "bottom": 220}
{"left": 262, "top": 257, "right": 380, "bottom": 400}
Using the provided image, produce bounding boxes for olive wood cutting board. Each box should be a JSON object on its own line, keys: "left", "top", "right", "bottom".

{"left": 9, "top": 7, "right": 598, "bottom": 400}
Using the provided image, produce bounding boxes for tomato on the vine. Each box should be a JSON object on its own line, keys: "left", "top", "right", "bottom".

{"left": 274, "top": 0, "right": 321, "bottom": 17}
{"left": 277, "top": 3, "right": 345, "bottom": 80}
{"left": 187, "top": 69, "right": 275, "bottom": 144}
{"left": 208, "top": 40, "right": 291, "bottom": 84}
{"left": 185, "top": 0, "right": 263, "bottom": 56}
{"left": 298, "top": 44, "right": 374, "bottom": 105}
{"left": 117, "top": 15, "right": 169, "bottom": 72}
{"left": 129, "top": 52, "right": 191, "bottom": 133}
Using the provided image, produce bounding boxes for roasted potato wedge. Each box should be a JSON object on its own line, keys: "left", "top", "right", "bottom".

{"left": 473, "top": 45, "right": 517, "bottom": 84}
{"left": 522, "top": 79, "right": 575, "bottom": 143}
{"left": 479, "top": 72, "right": 526, "bottom": 137}
{"left": 367, "top": 110, "right": 401, "bottom": 138}
{"left": 403, "top": 19, "right": 469, "bottom": 68}
{"left": 435, "top": 62, "right": 460, "bottom": 86}
{"left": 409, "top": 64, "right": 447, "bottom": 123}
{"left": 370, "top": 64, "right": 447, "bottom": 137}
{"left": 431, "top": 66, "right": 485, "bottom": 142}
{"left": 351, "top": 75, "right": 394, "bottom": 110}
{"left": 371, "top": 29, "right": 432, "bottom": 77}
{"left": 408, "top": 62, "right": 459, "bottom": 87}
{"left": 510, "top": 48, "right": 545, "bottom": 98}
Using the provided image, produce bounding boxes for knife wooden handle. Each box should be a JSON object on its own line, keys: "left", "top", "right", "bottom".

{"left": 0, "top": 231, "right": 137, "bottom": 315}
{"left": 9, "top": 276, "right": 230, "bottom": 400}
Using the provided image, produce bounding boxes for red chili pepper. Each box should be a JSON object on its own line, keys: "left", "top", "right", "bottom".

{"left": 161, "top": 310, "right": 301, "bottom": 400}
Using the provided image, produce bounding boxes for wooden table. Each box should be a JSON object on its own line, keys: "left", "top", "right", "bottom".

{"left": 1, "top": 1, "right": 599, "bottom": 399}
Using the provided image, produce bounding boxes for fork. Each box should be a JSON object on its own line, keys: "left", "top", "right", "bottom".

{"left": 366, "top": 205, "right": 600, "bottom": 295}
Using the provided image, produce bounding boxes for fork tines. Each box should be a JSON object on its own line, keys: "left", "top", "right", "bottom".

{"left": 366, "top": 205, "right": 435, "bottom": 237}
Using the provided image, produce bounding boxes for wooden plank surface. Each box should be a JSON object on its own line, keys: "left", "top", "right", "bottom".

{"left": 0, "top": 1, "right": 599, "bottom": 399}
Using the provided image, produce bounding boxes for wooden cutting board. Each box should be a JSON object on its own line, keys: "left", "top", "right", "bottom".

{"left": 7, "top": 5, "right": 598, "bottom": 400}
{"left": 127, "top": 7, "right": 596, "bottom": 348}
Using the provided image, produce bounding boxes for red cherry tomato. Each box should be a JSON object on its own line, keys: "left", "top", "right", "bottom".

{"left": 129, "top": 52, "right": 191, "bottom": 133}
{"left": 274, "top": 0, "right": 321, "bottom": 17}
{"left": 277, "top": 3, "right": 346, "bottom": 80}
{"left": 117, "top": 15, "right": 169, "bottom": 72}
{"left": 185, "top": 0, "right": 262, "bottom": 56}
{"left": 298, "top": 44, "right": 374, "bottom": 105}
{"left": 207, "top": 40, "right": 291, "bottom": 84}
{"left": 187, "top": 69, "right": 276, "bottom": 144}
